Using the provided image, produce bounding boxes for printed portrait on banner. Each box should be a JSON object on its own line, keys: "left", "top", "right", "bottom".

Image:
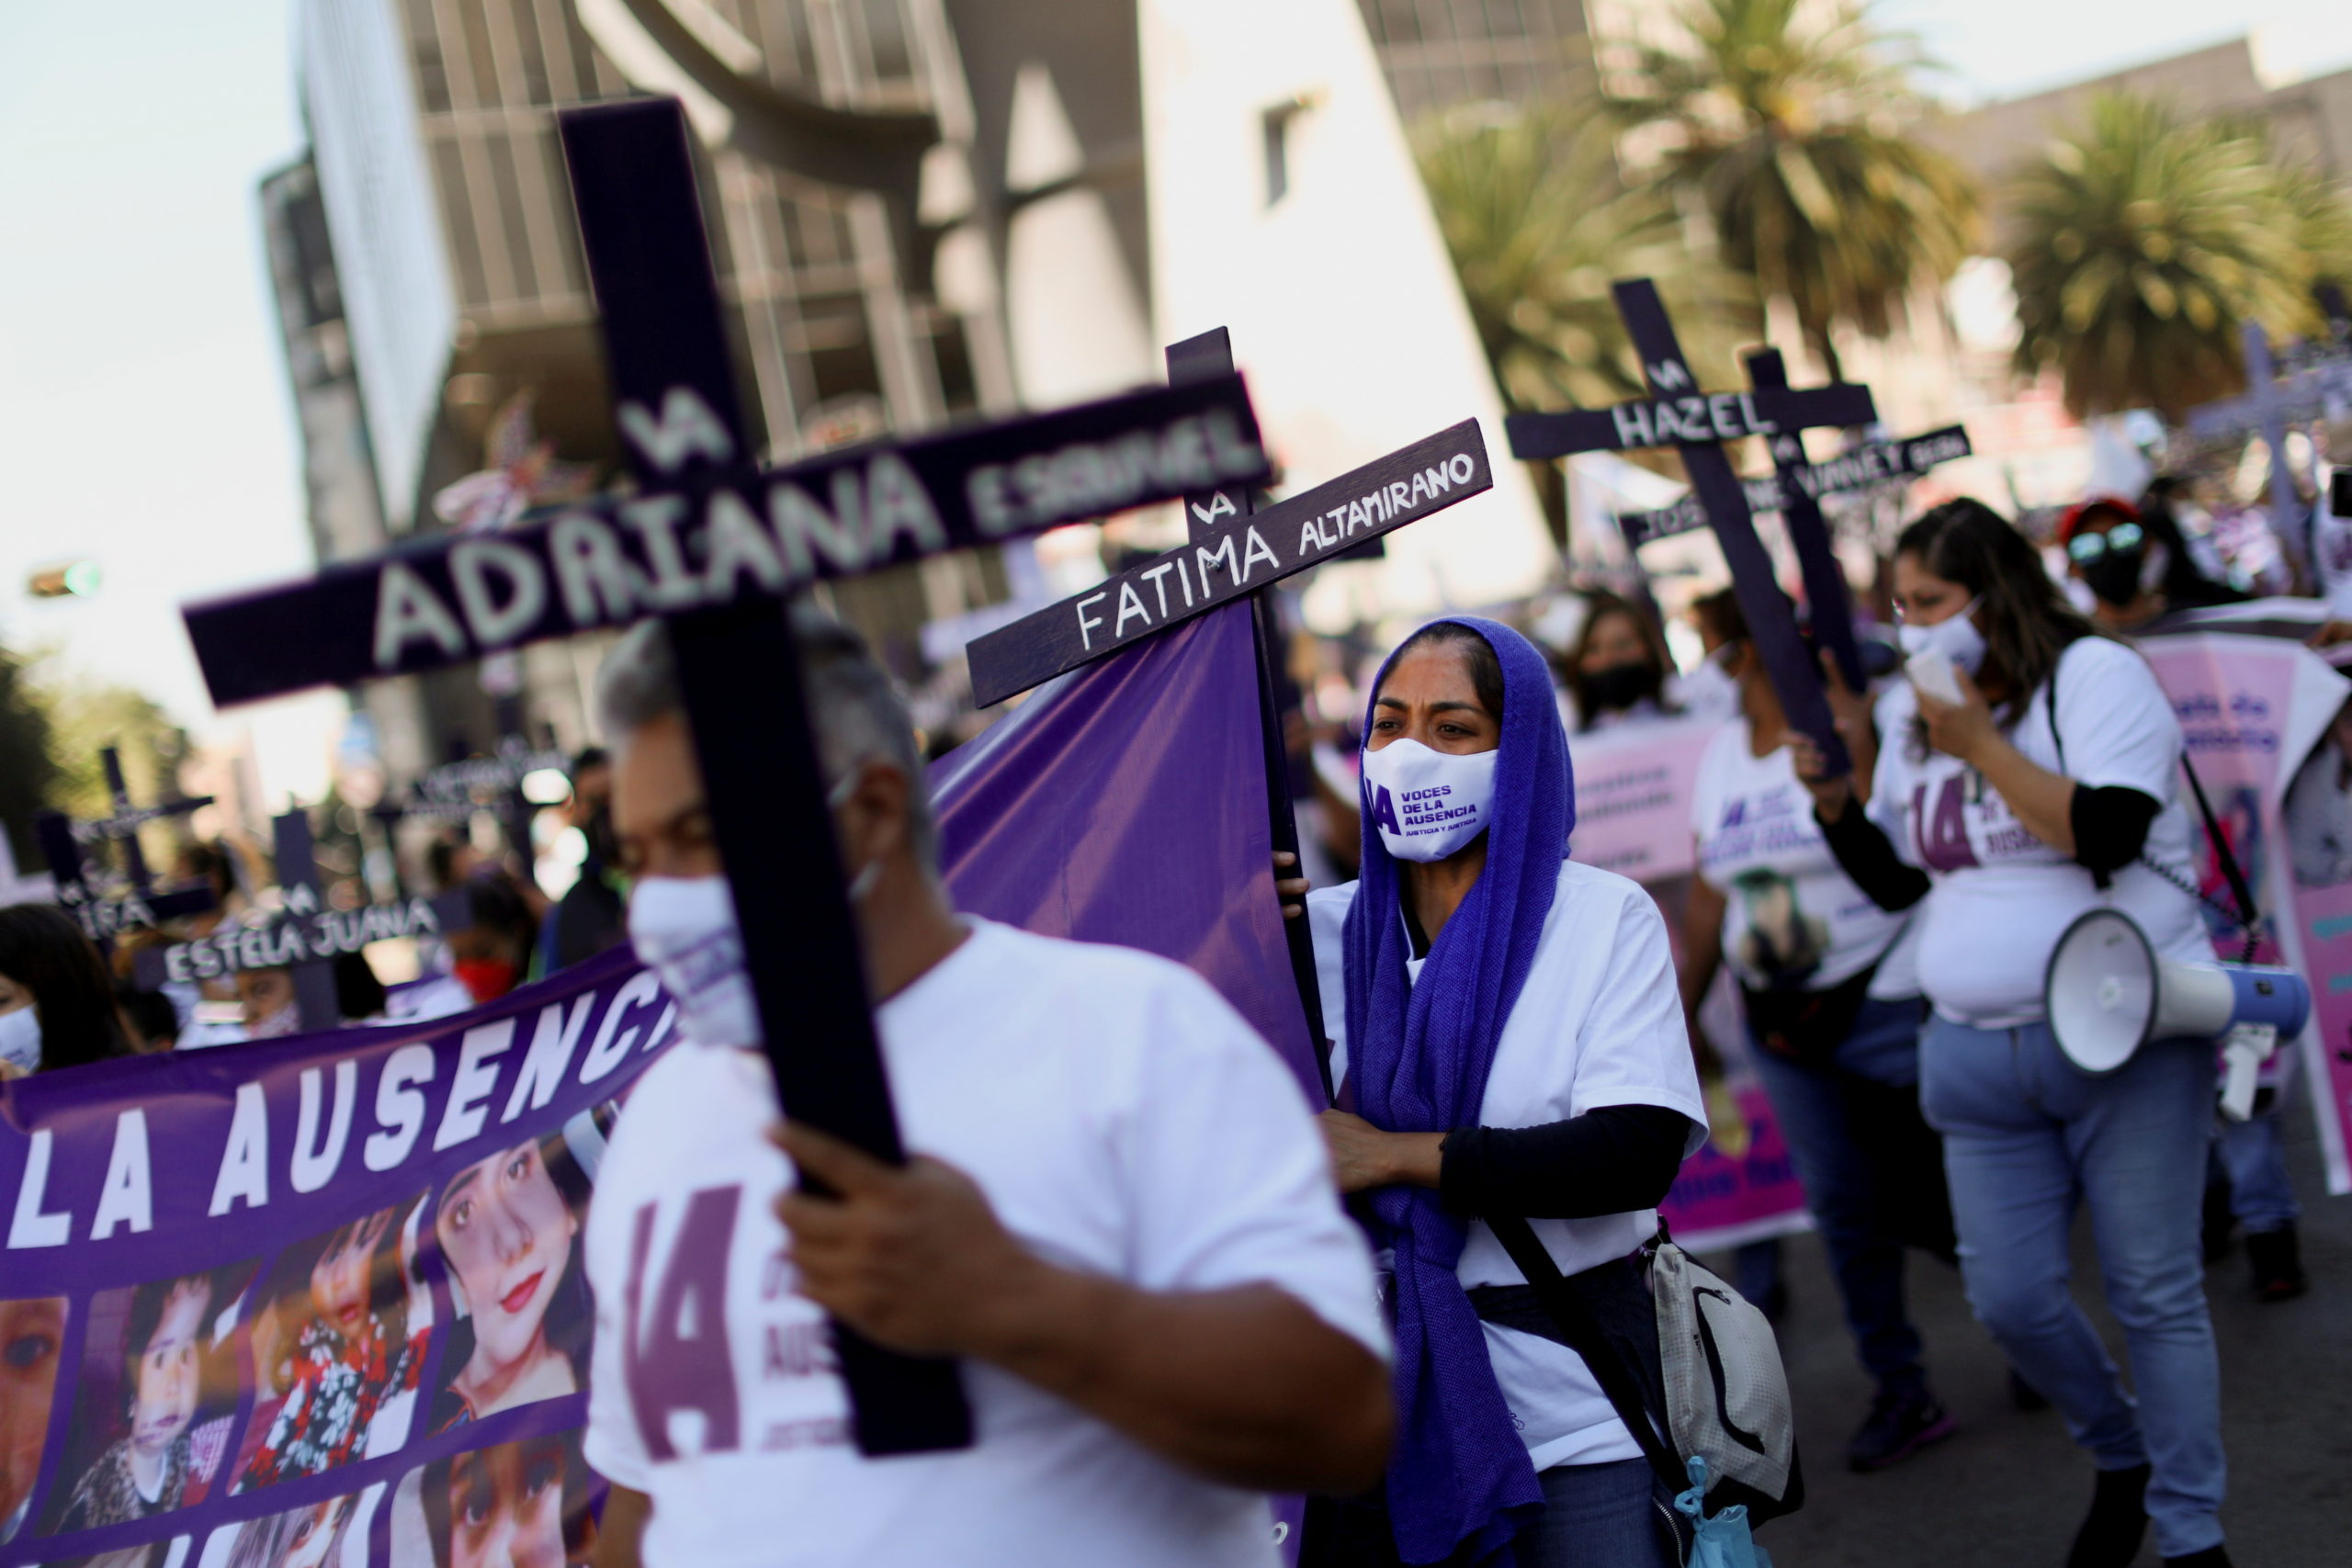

{"left": 43, "top": 1265, "right": 256, "bottom": 1537}
{"left": 235, "top": 1196, "right": 431, "bottom": 1491}
{"left": 0, "top": 951, "right": 669, "bottom": 1568}
{"left": 198, "top": 1484, "right": 379, "bottom": 1568}
{"left": 426, "top": 1112, "right": 610, "bottom": 1436}
{"left": 0, "top": 1298, "right": 66, "bottom": 1544}
{"left": 388, "top": 1428, "right": 602, "bottom": 1568}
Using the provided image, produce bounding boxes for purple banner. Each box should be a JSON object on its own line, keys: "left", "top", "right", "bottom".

{"left": 0, "top": 948, "right": 671, "bottom": 1566}
{"left": 932, "top": 598, "right": 1321, "bottom": 1104}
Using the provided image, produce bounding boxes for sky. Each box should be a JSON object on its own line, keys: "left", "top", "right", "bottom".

{"left": 3, "top": 0, "right": 2352, "bottom": 813}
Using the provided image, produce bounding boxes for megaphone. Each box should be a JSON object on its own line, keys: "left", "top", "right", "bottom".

{"left": 2044, "top": 908, "right": 2310, "bottom": 1119}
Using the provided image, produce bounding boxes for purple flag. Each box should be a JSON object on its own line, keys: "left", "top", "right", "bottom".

{"left": 931, "top": 601, "right": 1322, "bottom": 1104}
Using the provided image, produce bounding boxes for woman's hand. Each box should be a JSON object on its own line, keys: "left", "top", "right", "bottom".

{"left": 1274, "top": 852, "right": 1310, "bottom": 920}
{"left": 1915, "top": 665, "right": 1998, "bottom": 766}
{"left": 1788, "top": 731, "right": 1855, "bottom": 821}
{"left": 1317, "top": 1111, "right": 1443, "bottom": 1194}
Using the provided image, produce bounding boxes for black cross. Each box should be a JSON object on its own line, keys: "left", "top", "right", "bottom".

{"left": 964, "top": 334, "right": 1498, "bottom": 1104}
{"left": 175, "top": 96, "right": 1272, "bottom": 1455}
{"left": 1611, "top": 416, "right": 1969, "bottom": 557}
{"left": 1507, "top": 280, "right": 1873, "bottom": 775}
{"left": 2185, "top": 322, "right": 2352, "bottom": 568}
{"left": 130, "top": 807, "right": 469, "bottom": 1032}
{"left": 370, "top": 735, "right": 573, "bottom": 897}
{"left": 1748, "top": 349, "right": 1866, "bottom": 693}
{"left": 965, "top": 400, "right": 1492, "bottom": 705}
{"left": 35, "top": 746, "right": 219, "bottom": 946}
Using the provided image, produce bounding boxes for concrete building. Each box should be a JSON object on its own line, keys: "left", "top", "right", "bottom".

{"left": 1353, "top": 0, "right": 1595, "bottom": 124}
{"left": 278, "top": 0, "right": 1015, "bottom": 778}
{"left": 1939, "top": 36, "right": 2352, "bottom": 198}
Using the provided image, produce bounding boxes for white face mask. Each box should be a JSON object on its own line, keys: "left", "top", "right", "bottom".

{"left": 626, "top": 769, "right": 881, "bottom": 1049}
{"left": 250, "top": 1001, "right": 300, "bottom": 1040}
{"left": 1361, "top": 739, "right": 1499, "bottom": 863}
{"left": 627, "top": 874, "right": 761, "bottom": 1049}
{"left": 0, "top": 1006, "right": 41, "bottom": 1074}
{"left": 1895, "top": 596, "right": 1986, "bottom": 677}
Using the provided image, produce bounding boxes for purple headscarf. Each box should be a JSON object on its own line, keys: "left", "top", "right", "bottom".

{"left": 1342, "top": 616, "right": 1574, "bottom": 1564}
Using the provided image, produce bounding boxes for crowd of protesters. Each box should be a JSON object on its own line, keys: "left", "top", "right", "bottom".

{"left": 5, "top": 458, "right": 2348, "bottom": 1568}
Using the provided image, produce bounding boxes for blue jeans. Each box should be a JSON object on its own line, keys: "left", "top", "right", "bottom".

{"left": 1747, "top": 994, "right": 1943, "bottom": 1390}
{"left": 1517, "top": 1460, "right": 1677, "bottom": 1568}
{"left": 2213, "top": 1104, "right": 2301, "bottom": 1233}
{"left": 1921, "top": 1016, "right": 2224, "bottom": 1558}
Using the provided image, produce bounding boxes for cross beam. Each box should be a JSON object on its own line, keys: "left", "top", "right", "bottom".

{"left": 182, "top": 383, "right": 1267, "bottom": 710}
{"left": 2182, "top": 322, "right": 2350, "bottom": 570}
{"left": 1615, "top": 423, "right": 1969, "bottom": 549}
{"left": 1507, "top": 279, "right": 1869, "bottom": 775}
{"left": 967, "top": 419, "right": 1491, "bottom": 706}
{"left": 34, "top": 746, "right": 220, "bottom": 945}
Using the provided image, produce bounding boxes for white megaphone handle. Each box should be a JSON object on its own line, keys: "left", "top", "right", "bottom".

{"left": 2219, "top": 1024, "right": 2278, "bottom": 1122}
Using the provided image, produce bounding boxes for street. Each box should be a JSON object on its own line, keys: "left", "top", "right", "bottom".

{"left": 1732, "top": 1122, "right": 2348, "bottom": 1565}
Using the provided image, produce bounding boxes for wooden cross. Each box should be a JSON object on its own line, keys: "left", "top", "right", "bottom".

{"left": 1611, "top": 419, "right": 1969, "bottom": 554}
{"left": 34, "top": 746, "right": 218, "bottom": 945}
{"left": 130, "top": 806, "right": 469, "bottom": 1032}
{"left": 965, "top": 407, "right": 1493, "bottom": 705}
{"left": 2184, "top": 322, "right": 2352, "bottom": 568}
{"left": 1506, "top": 279, "right": 1875, "bottom": 775}
{"left": 371, "top": 734, "right": 573, "bottom": 896}
{"left": 960, "top": 334, "right": 1498, "bottom": 1103}
{"left": 174, "top": 96, "right": 1272, "bottom": 1455}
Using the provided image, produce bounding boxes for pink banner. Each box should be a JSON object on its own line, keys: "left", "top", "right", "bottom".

{"left": 2139, "top": 626, "right": 2352, "bottom": 1193}
{"left": 1569, "top": 720, "right": 1814, "bottom": 1250}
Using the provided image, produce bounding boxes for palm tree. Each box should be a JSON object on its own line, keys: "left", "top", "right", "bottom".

{"left": 2005, "top": 95, "right": 2320, "bottom": 419}
{"left": 1609, "top": 0, "right": 1979, "bottom": 381}
{"left": 1416, "top": 101, "right": 1756, "bottom": 539}
{"left": 1417, "top": 101, "right": 1756, "bottom": 412}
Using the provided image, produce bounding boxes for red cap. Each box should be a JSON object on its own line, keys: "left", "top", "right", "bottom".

{"left": 2058, "top": 495, "right": 2141, "bottom": 544}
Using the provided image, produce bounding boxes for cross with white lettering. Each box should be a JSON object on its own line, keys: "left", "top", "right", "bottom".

{"left": 130, "top": 807, "right": 468, "bottom": 1033}
{"left": 371, "top": 735, "right": 573, "bottom": 897}
{"left": 961, "top": 333, "right": 1499, "bottom": 1106}
{"left": 2185, "top": 322, "right": 2352, "bottom": 570}
{"left": 173, "top": 96, "right": 1272, "bottom": 1455}
{"left": 34, "top": 747, "right": 219, "bottom": 946}
{"left": 1508, "top": 280, "right": 1873, "bottom": 775}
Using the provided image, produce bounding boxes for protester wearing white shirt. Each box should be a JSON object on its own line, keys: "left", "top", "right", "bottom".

{"left": 582, "top": 612, "right": 1390, "bottom": 1568}
{"left": 1295, "top": 618, "right": 1704, "bottom": 1568}
{"left": 1795, "top": 500, "right": 2230, "bottom": 1568}
{"left": 1677, "top": 589, "right": 1955, "bottom": 1476}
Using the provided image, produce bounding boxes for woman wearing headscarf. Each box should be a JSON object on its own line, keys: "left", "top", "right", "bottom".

{"left": 1301, "top": 617, "right": 1706, "bottom": 1567}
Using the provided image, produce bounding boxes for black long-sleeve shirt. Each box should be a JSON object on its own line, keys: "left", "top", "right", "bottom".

{"left": 1815, "top": 784, "right": 2163, "bottom": 912}
{"left": 1438, "top": 1104, "right": 1695, "bottom": 1220}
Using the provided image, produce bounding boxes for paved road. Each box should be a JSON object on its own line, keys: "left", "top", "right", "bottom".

{"left": 1706, "top": 1121, "right": 2349, "bottom": 1566}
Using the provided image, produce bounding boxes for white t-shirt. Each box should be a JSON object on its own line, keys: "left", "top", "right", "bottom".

{"left": 1868, "top": 637, "right": 2210, "bottom": 1027}
{"left": 1306, "top": 861, "right": 1706, "bottom": 1472}
{"left": 1690, "top": 719, "right": 1916, "bottom": 999}
{"left": 583, "top": 919, "right": 1385, "bottom": 1568}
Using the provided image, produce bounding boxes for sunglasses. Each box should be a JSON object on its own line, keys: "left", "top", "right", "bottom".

{"left": 2066, "top": 521, "right": 2143, "bottom": 564}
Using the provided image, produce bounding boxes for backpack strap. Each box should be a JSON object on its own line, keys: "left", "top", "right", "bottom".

{"left": 1485, "top": 1213, "right": 1688, "bottom": 1495}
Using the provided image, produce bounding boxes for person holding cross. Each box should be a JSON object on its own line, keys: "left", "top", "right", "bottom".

{"left": 1793, "top": 499, "right": 2231, "bottom": 1568}
{"left": 1297, "top": 617, "right": 1706, "bottom": 1568}
{"left": 581, "top": 609, "right": 1391, "bottom": 1568}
